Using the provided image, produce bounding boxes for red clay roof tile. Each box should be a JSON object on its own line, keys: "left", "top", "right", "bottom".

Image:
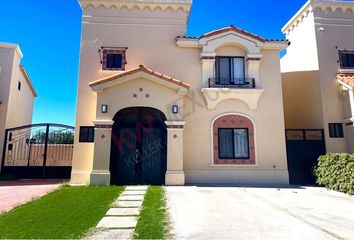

{"left": 176, "top": 25, "right": 287, "bottom": 44}
{"left": 89, "top": 65, "right": 190, "bottom": 89}
{"left": 337, "top": 73, "right": 354, "bottom": 89}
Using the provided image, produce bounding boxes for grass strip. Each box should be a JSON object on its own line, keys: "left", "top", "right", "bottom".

{"left": 0, "top": 186, "right": 124, "bottom": 239}
{"left": 134, "top": 186, "right": 170, "bottom": 239}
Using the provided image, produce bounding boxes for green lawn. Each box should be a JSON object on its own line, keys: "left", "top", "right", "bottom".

{"left": 0, "top": 186, "right": 124, "bottom": 239}
{"left": 134, "top": 186, "right": 170, "bottom": 239}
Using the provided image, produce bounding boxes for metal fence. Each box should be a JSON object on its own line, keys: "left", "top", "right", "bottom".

{"left": 1, "top": 123, "right": 75, "bottom": 179}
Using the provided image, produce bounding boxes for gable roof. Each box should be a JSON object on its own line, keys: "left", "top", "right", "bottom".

{"left": 337, "top": 73, "right": 354, "bottom": 90}
{"left": 177, "top": 25, "right": 287, "bottom": 44}
{"left": 89, "top": 65, "right": 190, "bottom": 93}
{"left": 200, "top": 25, "right": 266, "bottom": 43}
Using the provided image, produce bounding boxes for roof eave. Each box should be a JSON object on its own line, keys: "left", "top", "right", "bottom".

{"left": 89, "top": 65, "right": 190, "bottom": 94}
{"left": 262, "top": 41, "right": 289, "bottom": 50}
{"left": 20, "top": 66, "right": 38, "bottom": 97}
{"left": 0, "top": 42, "right": 23, "bottom": 59}
{"left": 282, "top": 0, "right": 311, "bottom": 34}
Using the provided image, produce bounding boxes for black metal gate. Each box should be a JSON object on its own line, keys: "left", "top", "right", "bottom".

{"left": 286, "top": 129, "right": 326, "bottom": 185}
{"left": 1, "top": 124, "right": 74, "bottom": 179}
{"left": 110, "top": 107, "right": 167, "bottom": 185}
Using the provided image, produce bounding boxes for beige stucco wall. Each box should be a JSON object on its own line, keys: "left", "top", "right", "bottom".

{"left": 0, "top": 44, "right": 35, "bottom": 170}
{"left": 184, "top": 49, "right": 288, "bottom": 184}
{"left": 313, "top": 8, "right": 354, "bottom": 153}
{"left": 281, "top": 9, "right": 319, "bottom": 73}
{"left": 281, "top": 3, "right": 354, "bottom": 153}
{"left": 6, "top": 66, "right": 35, "bottom": 129}
{"left": 282, "top": 71, "right": 323, "bottom": 129}
{"left": 71, "top": 6, "right": 200, "bottom": 184}
{"left": 72, "top": 3, "right": 289, "bottom": 185}
{"left": 0, "top": 47, "right": 15, "bottom": 167}
{"left": 95, "top": 78, "right": 184, "bottom": 123}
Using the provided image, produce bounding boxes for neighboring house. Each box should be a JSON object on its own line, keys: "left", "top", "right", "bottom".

{"left": 0, "top": 43, "right": 37, "bottom": 170}
{"left": 71, "top": 0, "right": 289, "bottom": 186}
{"left": 281, "top": 0, "right": 354, "bottom": 154}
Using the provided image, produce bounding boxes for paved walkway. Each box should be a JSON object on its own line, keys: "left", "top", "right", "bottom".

{"left": 0, "top": 180, "right": 62, "bottom": 214}
{"left": 88, "top": 186, "right": 148, "bottom": 240}
{"left": 166, "top": 186, "right": 354, "bottom": 240}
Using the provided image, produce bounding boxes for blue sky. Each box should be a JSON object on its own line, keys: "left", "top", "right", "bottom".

{"left": 0, "top": 0, "right": 306, "bottom": 126}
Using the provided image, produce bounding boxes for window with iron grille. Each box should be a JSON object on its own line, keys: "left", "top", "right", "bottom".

{"left": 329, "top": 123, "right": 344, "bottom": 138}
{"left": 79, "top": 126, "right": 95, "bottom": 143}
{"left": 339, "top": 51, "right": 354, "bottom": 69}
{"left": 218, "top": 128, "right": 250, "bottom": 159}
{"left": 102, "top": 49, "right": 126, "bottom": 71}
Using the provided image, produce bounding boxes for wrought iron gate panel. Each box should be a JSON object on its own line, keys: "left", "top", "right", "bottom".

{"left": 285, "top": 129, "right": 326, "bottom": 185}
{"left": 1, "top": 124, "right": 75, "bottom": 179}
{"left": 142, "top": 127, "right": 167, "bottom": 185}
{"left": 116, "top": 127, "right": 137, "bottom": 185}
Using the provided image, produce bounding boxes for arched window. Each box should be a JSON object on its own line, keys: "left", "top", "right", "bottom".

{"left": 213, "top": 114, "right": 255, "bottom": 165}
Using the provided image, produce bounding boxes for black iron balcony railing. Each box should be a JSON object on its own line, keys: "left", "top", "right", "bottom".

{"left": 209, "top": 78, "right": 256, "bottom": 89}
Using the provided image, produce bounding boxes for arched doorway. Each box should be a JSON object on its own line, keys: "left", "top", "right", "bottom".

{"left": 110, "top": 107, "right": 167, "bottom": 185}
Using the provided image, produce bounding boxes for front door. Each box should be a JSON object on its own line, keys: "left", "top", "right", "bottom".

{"left": 110, "top": 107, "right": 167, "bottom": 185}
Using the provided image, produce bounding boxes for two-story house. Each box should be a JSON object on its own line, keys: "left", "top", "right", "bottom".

{"left": 282, "top": 0, "right": 354, "bottom": 154}
{"left": 71, "top": 0, "right": 289, "bottom": 186}
{"left": 0, "top": 42, "right": 37, "bottom": 171}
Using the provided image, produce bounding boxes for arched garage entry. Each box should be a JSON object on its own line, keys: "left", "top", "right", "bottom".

{"left": 110, "top": 107, "right": 167, "bottom": 185}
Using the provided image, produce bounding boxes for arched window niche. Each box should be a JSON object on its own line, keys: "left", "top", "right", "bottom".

{"left": 212, "top": 114, "right": 256, "bottom": 165}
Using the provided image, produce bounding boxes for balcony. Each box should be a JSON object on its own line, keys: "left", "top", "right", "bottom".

{"left": 209, "top": 78, "right": 256, "bottom": 89}
{"left": 202, "top": 77, "right": 263, "bottom": 110}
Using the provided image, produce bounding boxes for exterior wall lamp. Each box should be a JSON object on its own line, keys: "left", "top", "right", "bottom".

{"left": 172, "top": 105, "right": 179, "bottom": 114}
{"left": 101, "top": 104, "right": 108, "bottom": 113}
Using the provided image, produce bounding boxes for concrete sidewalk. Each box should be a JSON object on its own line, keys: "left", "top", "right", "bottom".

{"left": 166, "top": 186, "right": 354, "bottom": 240}
{"left": 0, "top": 180, "right": 62, "bottom": 213}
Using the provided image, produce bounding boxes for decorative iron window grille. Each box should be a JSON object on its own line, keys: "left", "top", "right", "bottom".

{"left": 99, "top": 47, "right": 128, "bottom": 71}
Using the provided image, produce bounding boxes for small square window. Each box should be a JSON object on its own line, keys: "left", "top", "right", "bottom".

{"left": 102, "top": 48, "right": 126, "bottom": 71}
{"left": 329, "top": 123, "right": 344, "bottom": 138}
{"left": 18, "top": 81, "right": 21, "bottom": 91}
{"left": 79, "top": 126, "right": 95, "bottom": 143}
{"left": 339, "top": 51, "right": 354, "bottom": 69}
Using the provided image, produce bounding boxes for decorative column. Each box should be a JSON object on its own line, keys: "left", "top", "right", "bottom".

{"left": 90, "top": 120, "right": 114, "bottom": 186}
{"left": 165, "top": 121, "right": 186, "bottom": 186}
{"left": 201, "top": 52, "right": 216, "bottom": 88}
{"left": 247, "top": 54, "right": 262, "bottom": 88}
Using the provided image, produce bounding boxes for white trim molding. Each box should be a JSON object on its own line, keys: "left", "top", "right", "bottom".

{"left": 282, "top": 0, "right": 354, "bottom": 34}
{"left": 90, "top": 71, "right": 189, "bottom": 96}
{"left": 79, "top": 0, "right": 192, "bottom": 18}
{"left": 0, "top": 42, "right": 23, "bottom": 59}
{"left": 92, "top": 119, "right": 115, "bottom": 126}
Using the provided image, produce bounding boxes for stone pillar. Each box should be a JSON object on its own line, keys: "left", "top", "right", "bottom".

{"left": 165, "top": 121, "right": 186, "bottom": 186}
{"left": 247, "top": 54, "right": 262, "bottom": 88}
{"left": 90, "top": 120, "right": 114, "bottom": 186}
{"left": 201, "top": 52, "right": 216, "bottom": 88}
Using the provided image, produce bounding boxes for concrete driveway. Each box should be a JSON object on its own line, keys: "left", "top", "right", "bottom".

{"left": 166, "top": 186, "right": 354, "bottom": 240}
